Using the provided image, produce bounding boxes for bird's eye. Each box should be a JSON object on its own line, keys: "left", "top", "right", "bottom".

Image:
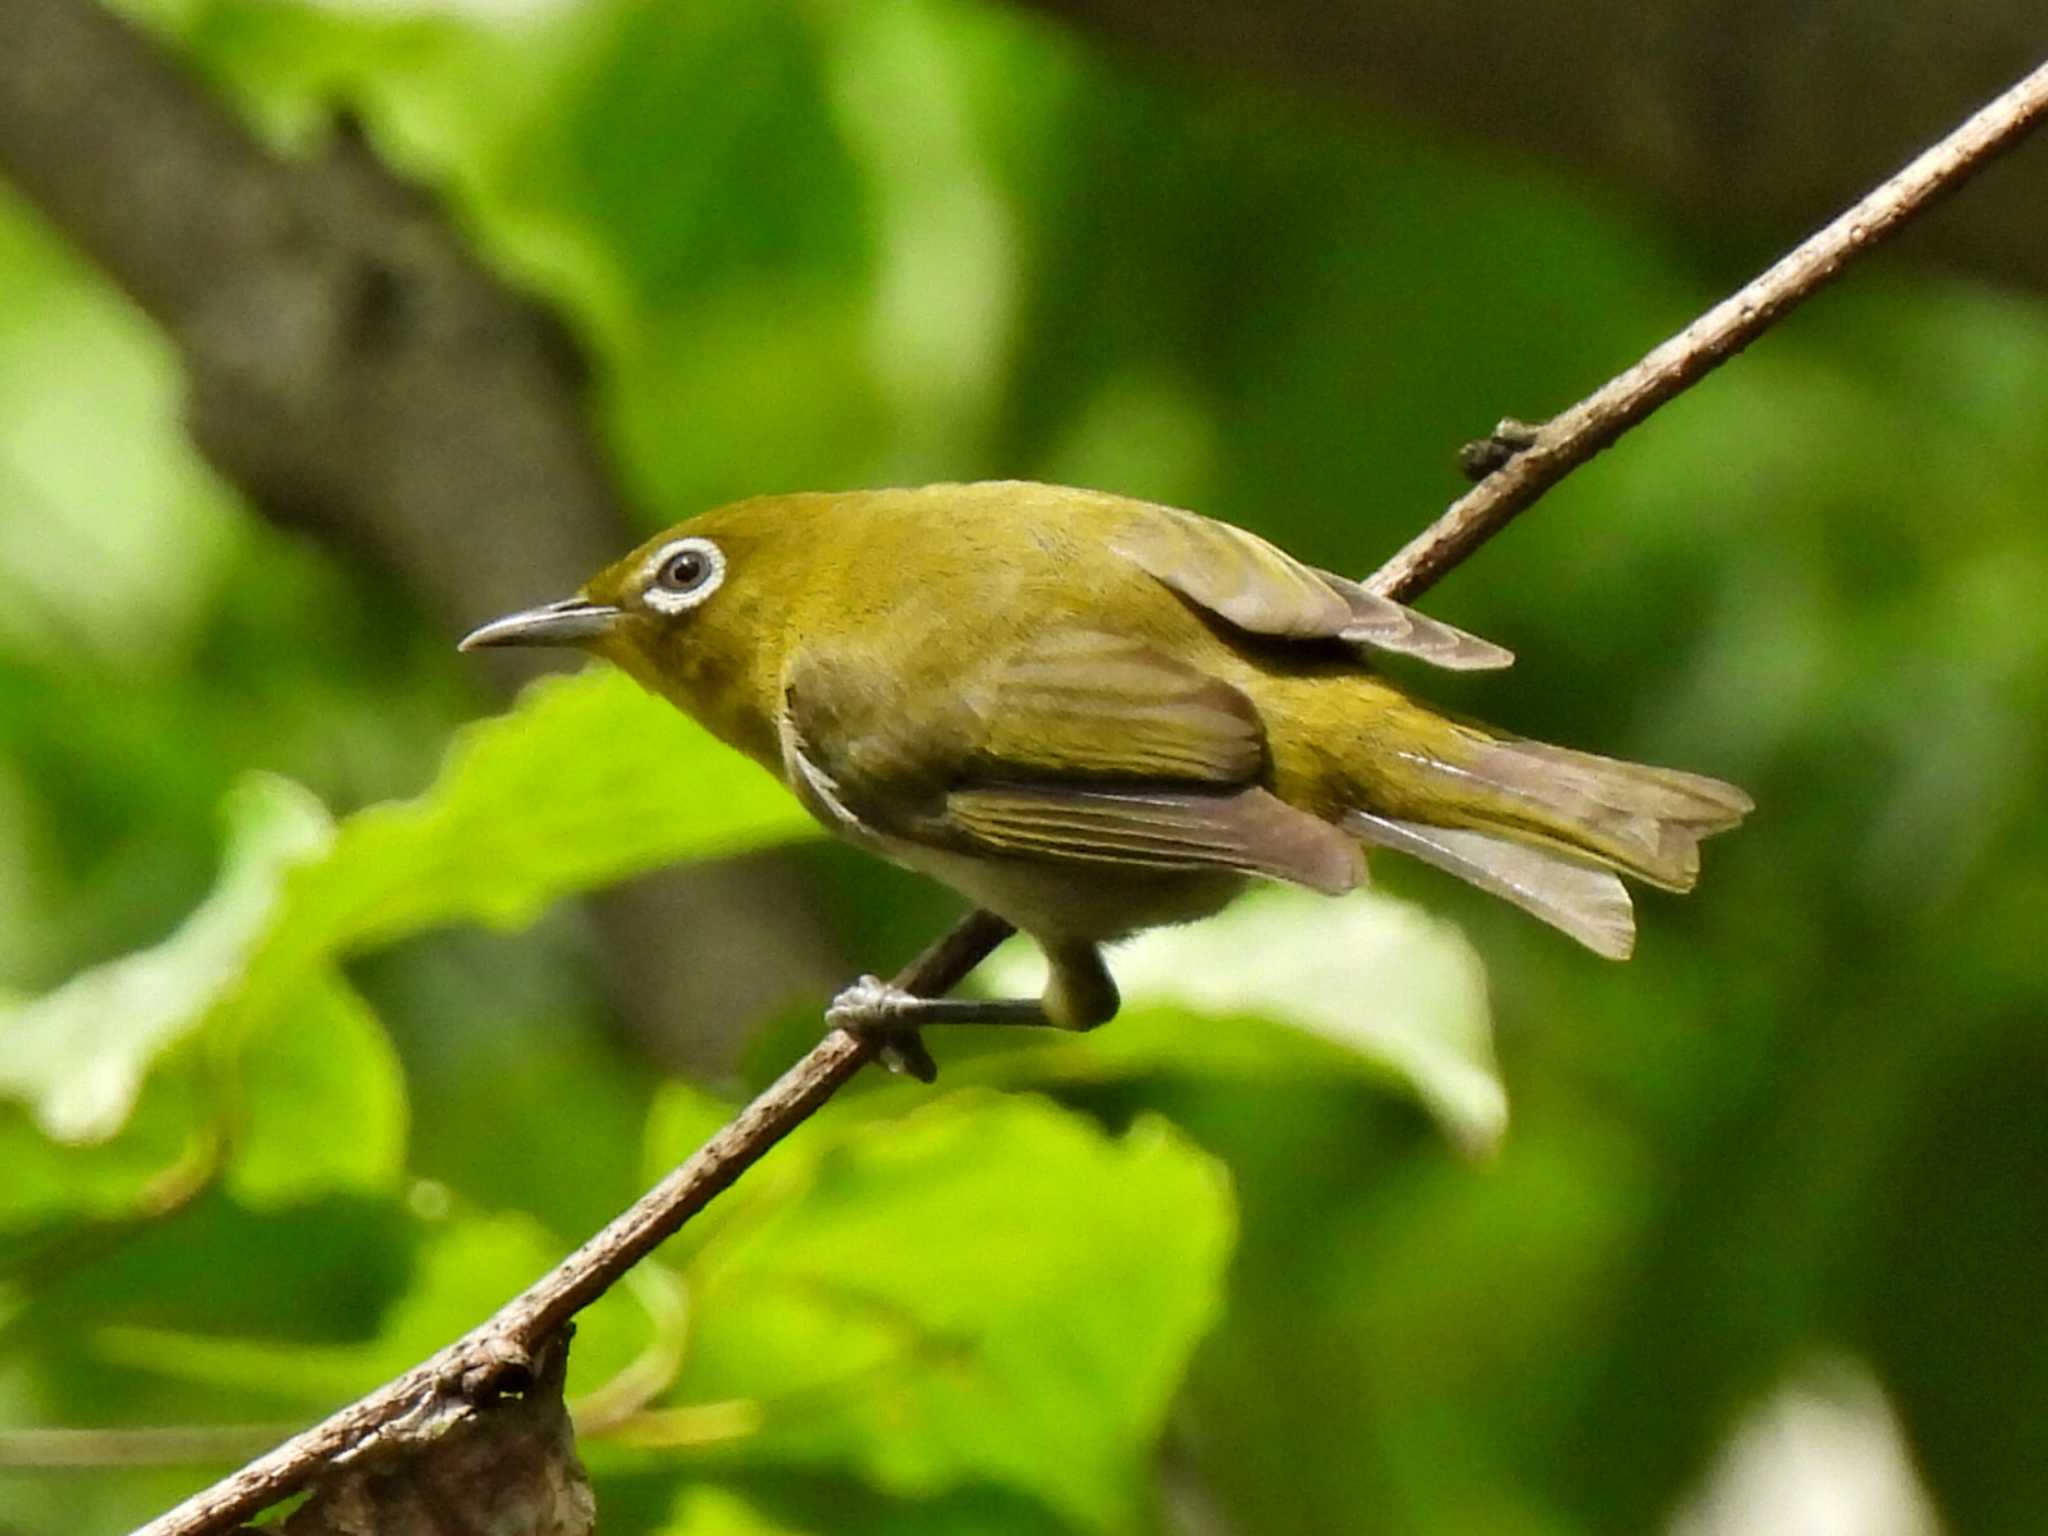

{"left": 660, "top": 549, "right": 710, "bottom": 591}
{"left": 641, "top": 537, "right": 725, "bottom": 614}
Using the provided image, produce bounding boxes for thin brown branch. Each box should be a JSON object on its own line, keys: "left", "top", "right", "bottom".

{"left": 128, "top": 51, "right": 2048, "bottom": 1536}
{"left": 1367, "top": 55, "right": 2048, "bottom": 603}
{"left": 131, "top": 911, "right": 1011, "bottom": 1536}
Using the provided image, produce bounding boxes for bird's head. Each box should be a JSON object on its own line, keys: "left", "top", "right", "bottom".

{"left": 461, "top": 501, "right": 806, "bottom": 758}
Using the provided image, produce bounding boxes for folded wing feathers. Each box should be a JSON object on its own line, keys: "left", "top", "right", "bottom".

{"left": 1110, "top": 510, "right": 1356, "bottom": 636}
{"left": 982, "top": 634, "right": 1266, "bottom": 782}
{"left": 1110, "top": 507, "right": 1513, "bottom": 670}
{"left": 1314, "top": 570, "right": 1515, "bottom": 671}
{"left": 950, "top": 784, "right": 1366, "bottom": 895}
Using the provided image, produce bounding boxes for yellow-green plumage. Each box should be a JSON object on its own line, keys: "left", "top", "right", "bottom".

{"left": 463, "top": 481, "right": 1750, "bottom": 1030}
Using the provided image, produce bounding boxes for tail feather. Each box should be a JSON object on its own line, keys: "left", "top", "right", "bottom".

{"left": 1427, "top": 735, "right": 1751, "bottom": 893}
{"left": 1349, "top": 726, "right": 1750, "bottom": 955}
{"left": 1345, "top": 810, "right": 1637, "bottom": 959}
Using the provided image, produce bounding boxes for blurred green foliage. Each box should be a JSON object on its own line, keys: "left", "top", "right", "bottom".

{"left": 3, "top": 1, "right": 2046, "bottom": 1533}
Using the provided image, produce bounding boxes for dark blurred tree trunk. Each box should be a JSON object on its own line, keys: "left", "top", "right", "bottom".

{"left": 0, "top": 0, "right": 842, "bottom": 1073}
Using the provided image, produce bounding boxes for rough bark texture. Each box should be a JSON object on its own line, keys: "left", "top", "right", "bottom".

{"left": 273, "top": 1337, "right": 594, "bottom": 1536}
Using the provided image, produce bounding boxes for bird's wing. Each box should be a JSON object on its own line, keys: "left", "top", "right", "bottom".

{"left": 964, "top": 627, "right": 1264, "bottom": 783}
{"left": 1109, "top": 502, "right": 1513, "bottom": 671}
{"left": 946, "top": 782, "right": 1362, "bottom": 894}
{"left": 782, "top": 629, "right": 1362, "bottom": 894}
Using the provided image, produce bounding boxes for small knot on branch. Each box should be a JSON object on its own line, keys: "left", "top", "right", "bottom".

{"left": 1456, "top": 417, "right": 1542, "bottom": 481}
{"left": 452, "top": 1331, "right": 540, "bottom": 1402}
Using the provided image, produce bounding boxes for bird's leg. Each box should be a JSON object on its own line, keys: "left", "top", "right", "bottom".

{"left": 1044, "top": 942, "right": 1119, "bottom": 1029}
{"left": 828, "top": 942, "right": 1119, "bottom": 1036}
{"left": 859, "top": 908, "right": 1015, "bottom": 1081}
{"left": 831, "top": 978, "right": 1053, "bottom": 1029}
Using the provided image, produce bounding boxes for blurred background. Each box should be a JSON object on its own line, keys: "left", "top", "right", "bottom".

{"left": 1, "top": 1, "right": 2045, "bottom": 1532}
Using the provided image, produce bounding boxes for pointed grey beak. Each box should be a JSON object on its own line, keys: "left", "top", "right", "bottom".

{"left": 458, "top": 597, "right": 624, "bottom": 651}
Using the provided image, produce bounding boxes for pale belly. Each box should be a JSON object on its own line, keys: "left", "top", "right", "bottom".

{"left": 886, "top": 838, "right": 1251, "bottom": 946}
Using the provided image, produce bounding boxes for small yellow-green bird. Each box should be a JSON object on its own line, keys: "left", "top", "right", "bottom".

{"left": 463, "top": 482, "right": 1749, "bottom": 1039}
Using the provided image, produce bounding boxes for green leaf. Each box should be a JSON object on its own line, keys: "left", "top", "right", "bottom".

{"left": 0, "top": 1080, "right": 215, "bottom": 1233}
{"left": 659, "top": 1488, "right": 812, "bottom": 1536}
{"left": 0, "top": 182, "right": 241, "bottom": 672}
{"left": 655, "top": 1092, "right": 1233, "bottom": 1532}
{"left": 1, "top": 666, "right": 818, "bottom": 1149}
{"left": 639, "top": 1078, "right": 748, "bottom": 1189}
{"left": 258, "top": 665, "right": 814, "bottom": 960}
{"left": 0, "top": 775, "right": 331, "bottom": 1143}
{"left": 226, "top": 971, "right": 408, "bottom": 1207}
{"left": 651, "top": 1481, "right": 1073, "bottom": 1536}
{"left": 974, "top": 885, "right": 1506, "bottom": 1157}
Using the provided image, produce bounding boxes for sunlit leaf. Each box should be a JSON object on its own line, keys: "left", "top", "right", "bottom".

{"left": 0, "top": 776, "right": 331, "bottom": 1143}
{"left": 975, "top": 885, "right": 1506, "bottom": 1156}
{"left": 657, "top": 1487, "right": 810, "bottom": 1536}
{"left": 650, "top": 1478, "right": 1074, "bottom": 1536}
{"left": 260, "top": 666, "right": 810, "bottom": 958}
{"left": 0, "top": 188, "right": 239, "bottom": 670}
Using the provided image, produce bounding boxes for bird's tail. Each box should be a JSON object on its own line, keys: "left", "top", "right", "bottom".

{"left": 1342, "top": 731, "right": 1752, "bottom": 959}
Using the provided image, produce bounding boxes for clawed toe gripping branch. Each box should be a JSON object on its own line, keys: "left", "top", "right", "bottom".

{"left": 115, "top": 53, "right": 2048, "bottom": 1536}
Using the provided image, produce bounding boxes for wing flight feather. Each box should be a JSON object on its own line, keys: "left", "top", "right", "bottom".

{"left": 1110, "top": 501, "right": 1512, "bottom": 670}
{"left": 953, "top": 784, "right": 1365, "bottom": 894}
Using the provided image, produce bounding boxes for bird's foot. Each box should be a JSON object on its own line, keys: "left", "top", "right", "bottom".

{"left": 827, "top": 974, "right": 921, "bottom": 1033}
{"left": 827, "top": 976, "right": 941, "bottom": 1081}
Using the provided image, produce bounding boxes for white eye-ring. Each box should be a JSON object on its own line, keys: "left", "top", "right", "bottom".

{"left": 640, "top": 537, "right": 725, "bottom": 615}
